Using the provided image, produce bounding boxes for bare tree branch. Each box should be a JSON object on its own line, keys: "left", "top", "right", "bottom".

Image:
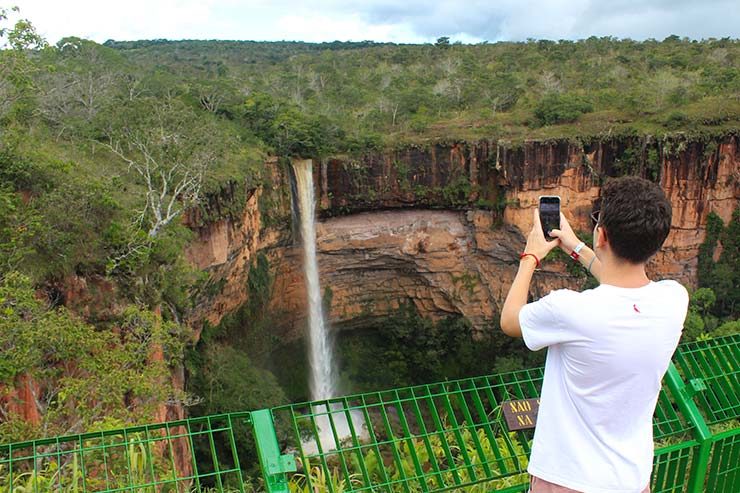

{"left": 99, "top": 100, "right": 217, "bottom": 238}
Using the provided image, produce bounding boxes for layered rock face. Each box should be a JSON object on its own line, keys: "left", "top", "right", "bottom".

{"left": 316, "top": 135, "right": 738, "bottom": 285}
{"left": 268, "top": 210, "right": 573, "bottom": 336}
{"left": 187, "top": 134, "right": 739, "bottom": 340}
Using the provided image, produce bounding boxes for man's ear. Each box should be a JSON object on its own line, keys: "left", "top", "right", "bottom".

{"left": 595, "top": 225, "right": 608, "bottom": 250}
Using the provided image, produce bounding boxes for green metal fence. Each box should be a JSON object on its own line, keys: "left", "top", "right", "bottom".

{"left": 1, "top": 334, "right": 738, "bottom": 492}
{"left": 0, "top": 412, "right": 253, "bottom": 492}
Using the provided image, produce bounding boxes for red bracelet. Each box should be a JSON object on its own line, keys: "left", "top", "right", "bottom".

{"left": 570, "top": 242, "right": 585, "bottom": 261}
{"left": 519, "top": 252, "right": 540, "bottom": 268}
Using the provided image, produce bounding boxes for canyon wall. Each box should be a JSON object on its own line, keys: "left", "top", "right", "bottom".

{"left": 186, "top": 133, "right": 739, "bottom": 339}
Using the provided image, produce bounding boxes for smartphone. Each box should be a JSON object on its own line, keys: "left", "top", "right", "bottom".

{"left": 539, "top": 196, "right": 560, "bottom": 239}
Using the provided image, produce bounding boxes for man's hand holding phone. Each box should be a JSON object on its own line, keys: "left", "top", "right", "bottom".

{"left": 523, "top": 208, "right": 561, "bottom": 264}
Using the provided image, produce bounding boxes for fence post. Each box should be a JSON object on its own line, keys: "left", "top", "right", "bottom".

{"left": 250, "top": 409, "right": 297, "bottom": 493}
{"left": 664, "top": 363, "right": 711, "bottom": 493}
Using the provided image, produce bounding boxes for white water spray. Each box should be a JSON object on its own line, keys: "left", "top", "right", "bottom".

{"left": 292, "top": 159, "right": 337, "bottom": 401}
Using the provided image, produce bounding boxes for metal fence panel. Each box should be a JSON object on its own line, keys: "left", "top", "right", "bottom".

{"left": 0, "top": 334, "right": 737, "bottom": 492}
{"left": 0, "top": 412, "right": 251, "bottom": 492}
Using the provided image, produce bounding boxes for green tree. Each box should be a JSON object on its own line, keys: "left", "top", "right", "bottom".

{"left": 242, "top": 91, "right": 282, "bottom": 141}
{"left": 697, "top": 209, "right": 739, "bottom": 318}
{"left": 186, "top": 342, "right": 287, "bottom": 480}
{"left": 690, "top": 287, "right": 716, "bottom": 316}
{"left": 102, "top": 96, "right": 230, "bottom": 238}
{"left": 533, "top": 93, "right": 593, "bottom": 126}
{"left": 0, "top": 187, "right": 39, "bottom": 274}
{"left": 713, "top": 320, "right": 740, "bottom": 337}
{"left": 0, "top": 273, "right": 186, "bottom": 442}
{"left": 35, "top": 38, "right": 127, "bottom": 138}
{"left": 698, "top": 212, "right": 723, "bottom": 287}
{"left": 715, "top": 208, "right": 739, "bottom": 316}
{"left": 682, "top": 310, "right": 705, "bottom": 341}
{"left": 435, "top": 37, "right": 451, "bottom": 49}
{"left": 0, "top": 6, "right": 46, "bottom": 121}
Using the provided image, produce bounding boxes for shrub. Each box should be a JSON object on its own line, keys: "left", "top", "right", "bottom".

{"left": 533, "top": 93, "right": 593, "bottom": 126}
{"left": 664, "top": 111, "right": 689, "bottom": 130}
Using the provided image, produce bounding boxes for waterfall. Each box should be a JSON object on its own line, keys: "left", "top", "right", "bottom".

{"left": 291, "top": 159, "right": 368, "bottom": 453}
{"left": 292, "top": 159, "right": 336, "bottom": 401}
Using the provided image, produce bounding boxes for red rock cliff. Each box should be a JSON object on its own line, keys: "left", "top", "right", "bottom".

{"left": 187, "top": 133, "right": 738, "bottom": 340}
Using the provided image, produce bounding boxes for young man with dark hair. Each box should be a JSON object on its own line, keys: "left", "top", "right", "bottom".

{"left": 500, "top": 176, "right": 689, "bottom": 493}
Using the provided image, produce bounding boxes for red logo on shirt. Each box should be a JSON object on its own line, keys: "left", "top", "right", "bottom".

{"left": 633, "top": 304, "right": 641, "bottom": 313}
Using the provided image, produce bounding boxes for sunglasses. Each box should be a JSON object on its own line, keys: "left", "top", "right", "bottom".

{"left": 590, "top": 210, "right": 600, "bottom": 227}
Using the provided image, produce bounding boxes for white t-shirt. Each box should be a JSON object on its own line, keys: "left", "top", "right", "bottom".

{"left": 519, "top": 280, "right": 688, "bottom": 493}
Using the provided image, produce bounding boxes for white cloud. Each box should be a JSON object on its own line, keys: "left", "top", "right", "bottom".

{"left": 274, "top": 12, "right": 423, "bottom": 43}
{"left": 10, "top": 0, "right": 740, "bottom": 44}
{"left": 16, "top": 0, "right": 223, "bottom": 42}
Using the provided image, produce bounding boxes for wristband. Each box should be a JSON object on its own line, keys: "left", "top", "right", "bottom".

{"left": 570, "top": 242, "right": 585, "bottom": 261}
{"left": 519, "top": 252, "right": 540, "bottom": 268}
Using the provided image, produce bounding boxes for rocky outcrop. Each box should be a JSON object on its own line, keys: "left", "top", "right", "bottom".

{"left": 0, "top": 373, "right": 42, "bottom": 425}
{"left": 184, "top": 157, "right": 292, "bottom": 335}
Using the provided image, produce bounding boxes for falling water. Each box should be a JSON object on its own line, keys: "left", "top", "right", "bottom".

{"left": 292, "top": 159, "right": 368, "bottom": 453}
{"left": 292, "top": 159, "right": 336, "bottom": 401}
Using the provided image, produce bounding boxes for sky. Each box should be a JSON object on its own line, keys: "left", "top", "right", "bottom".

{"left": 10, "top": 0, "right": 740, "bottom": 45}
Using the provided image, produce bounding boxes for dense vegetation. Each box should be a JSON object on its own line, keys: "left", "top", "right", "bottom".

{"left": 0, "top": 3, "right": 738, "bottom": 459}
{"left": 105, "top": 35, "right": 740, "bottom": 149}
{"left": 683, "top": 210, "right": 740, "bottom": 341}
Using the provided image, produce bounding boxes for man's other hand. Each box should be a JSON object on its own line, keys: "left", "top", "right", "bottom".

{"left": 549, "top": 212, "right": 580, "bottom": 253}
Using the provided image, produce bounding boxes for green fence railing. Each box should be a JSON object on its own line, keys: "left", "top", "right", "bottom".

{"left": 1, "top": 334, "right": 738, "bottom": 492}
{"left": 0, "top": 412, "right": 253, "bottom": 492}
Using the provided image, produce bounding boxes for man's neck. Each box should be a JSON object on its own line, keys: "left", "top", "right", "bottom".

{"left": 598, "top": 256, "right": 651, "bottom": 288}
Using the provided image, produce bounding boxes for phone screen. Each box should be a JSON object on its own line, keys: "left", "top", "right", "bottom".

{"left": 539, "top": 196, "right": 560, "bottom": 239}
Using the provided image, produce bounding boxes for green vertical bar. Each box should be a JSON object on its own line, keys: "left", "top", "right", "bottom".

{"left": 358, "top": 394, "right": 393, "bottom": 490}
{"left": 226, "top": 414, "right": 246, "bottom": 492}
{"left": 163, "top": 423, "right": 179, "bottom": 489}
{"left": 425, "top": 387, "right": 462, "bottom": 486}
{"left": 664, "top": 447, "right": 680, "bottom": 489}
{"left": 79, "top": 436, "right": 89, "bottom": 493}
{"left": 652, "top": 452, "right": 667, "bottom": 491}
{"left": 340, "top": 397, "right": 372, "bottom": 489}
{"left": 54, "top": 438, "right": 62, "bottom": 492}
{"left": 408, "top": 387, "right": 446, "bottom": 490}
{"left": 144, "top": 427, "right": 157, "bottom": 489}
{"left": 7, "top": 445, "right": 12, "bottom": 492}
{"left": 323, "top": 402, "right": 353, "bottom": 490}
{"left": 375, "top": 392, "right": 412, "bottom": 493}
{"left": 100, "top": 434, "right": 112, "bottom": 490}
{"left": 186, "top": 422, "right": 203, "bottom": 492}
{"left": 306, "top": 404, "right": 332, "bottom": 493}
{"left": 665, "top": 362, "right": 712, "bottom": 493}
{"left": 251, "top": 409, "right": 292, "bottom": 493}
{"left": 524, "top": 369, "right": 541, "bottom": 396}
{"left": 205, "top": 416, "right": 225, "bottom": 492}
{"left": 468, "top": 380, "right": 506, "bottom": 474}
{"left": 724, "top": 433, "right": 740, "bottom": 490}
{"left": 122, "top": 429, "right": 132, "bottom": 492}
{"left": 33, "top": 441, "right": 39, "bottom": 493}
{"left": 392, "top": 389, "right": 429, "bottom": 492}
{"left": 691, "top": 350, "right": 724, "bottom": 420}
{"left": 439, "top": 386, "right": 477, "bottom": 483}
{"left": 705, "top": 437, "right": 721, "bottom": 492}
{"left": 285, "top": 408, "right": 307, "bottom": 474}
{"left": 452, "top": 381, "right": 493, "bottom": 478}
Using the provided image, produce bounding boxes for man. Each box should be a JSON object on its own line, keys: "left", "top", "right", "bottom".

{"left": 500, "top": 176, "right": 689, "bottom": 493}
